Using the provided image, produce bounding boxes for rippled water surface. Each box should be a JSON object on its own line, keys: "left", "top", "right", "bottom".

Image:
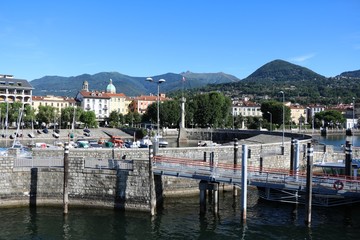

{"left": 1, "top": 190, "right": 360, "bottom": 240}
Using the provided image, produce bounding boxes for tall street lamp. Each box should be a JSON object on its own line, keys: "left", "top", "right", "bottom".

{"left": 353, "top": 97, "right": 355, "bottom": 130}
{"left": 146, "top": 77, "right": 166, "bottom": 143}
{"left": 279, "top": 91, "right": 285, "bottom": 151}
{"left": 267, "top": 111, "right": 272, "bottom": 132}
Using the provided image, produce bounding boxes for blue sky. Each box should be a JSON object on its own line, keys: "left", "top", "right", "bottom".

{"left": 1, "top": 0, "right": 359, "bottom": 81}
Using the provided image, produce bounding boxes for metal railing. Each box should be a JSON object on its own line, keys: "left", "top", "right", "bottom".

{"left": 14, "top": 156, "right": 63, "bottom": 168}
{"left": 13, "top": 156, "right": 133, "bottom": 171}
{"left": 153, "top": 155, "right": 360, "bottom": 194}
{"left": 84, "top": 158, "right": 133, "bottom": 170}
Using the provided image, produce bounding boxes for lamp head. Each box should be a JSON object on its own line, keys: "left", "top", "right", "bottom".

{"left": 158, "top": 79, "right": 166, "bottom": 84}
{"left": 146, "top": 77, "right": 153, "bottom": 82}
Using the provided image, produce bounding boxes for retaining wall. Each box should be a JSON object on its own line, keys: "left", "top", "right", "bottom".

{"left": 0, "top": 140, "right": 350, "bottom": 211}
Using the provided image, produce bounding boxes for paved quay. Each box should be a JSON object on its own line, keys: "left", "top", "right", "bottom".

{"left": 0, "top": 127, "right": 132, "bottom": 146}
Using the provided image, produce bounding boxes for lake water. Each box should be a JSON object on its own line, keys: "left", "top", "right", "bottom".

{"left": 1, "top": 134, "right": 360, "bottom": 239}
{"left": 315, "top": 135, "right": 360, "bottom": 151}
{"left": 0, "top": 190, "right": 360, "bottom": 240}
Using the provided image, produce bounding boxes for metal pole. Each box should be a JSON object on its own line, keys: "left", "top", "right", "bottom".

{"left": 280, "top": 91, "right": 285, "bottom": 154}
{"left": 281, "top": 92, "right": 285, "bottom": 147}
{"left": 233, "top": 138, "right": 239, "bottom": 196}
{"left": 267, "top": 111, "right": 272, "bottom": 131}
{"left": 312, "top": 109, "right": 314, "bottom": 135}
{"left": 305, "top": 142, "right": 313, "bottom": 226}
{"left": 353, "top": 97, "right": 355, "bottom": 130}
{"left": 157, "top": 83, "right": 160, "bottom": 138}
{"left": 353, "top": 97, "right": 355, "bottom": 143}
{"left": 294, "top": 140, "right": 300, "bottom": 181}
{"left": 149, "top": 145, "right": 156, "bottom": 215}
{"left": 63, "top": 142, "right": 69, "bottom": 214}
{"left": 241, "top": 144, "right": 248, "bottom": 223}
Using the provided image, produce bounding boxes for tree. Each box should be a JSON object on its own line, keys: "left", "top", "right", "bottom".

{"left": 315, "top": 110, "right": 345, "bottom": 128}
{"left": 80, "top": 111, "right": 97, "bottom": 128}
{"left": 36, "top": 105, "right": 57, "bottom": 127}
{"left": 261, "top": 100, "right": 290, "bottom": 125}
{"left": 108, "top": 111, "right": 120, "bottom": 128}
{"left": 124, "top": 112, "right": 141, "bottom": 127}
{"left": 159, "top": 100, "right": 180, "bottom": 128}
{"left": 190, "top": 92, "right": 231, "bottom": 128}
{"left": 23, "top": 105, "right": 36, "bottom": 128}
{"left": 61, "top": 107, "right": 82, "bottom": 129}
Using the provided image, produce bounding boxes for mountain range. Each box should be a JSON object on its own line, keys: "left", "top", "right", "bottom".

{"left": 30, "top": 59, "right": 360, "bottom": 98}
{"left": 30, "top": 71, "right": 239, "bottom": 97}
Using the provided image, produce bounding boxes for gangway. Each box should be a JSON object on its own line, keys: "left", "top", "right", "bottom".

{"left": 153, "top": 155, "right": 360, "bottom": 207}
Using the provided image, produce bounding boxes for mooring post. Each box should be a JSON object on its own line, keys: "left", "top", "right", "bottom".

{"left": 63, "top": 142, "right": 69, "bottom": 214}
{"left": 203, "top": 152, "right": 207, "bottom": 162}
{"left": 241, "top": 144, "right": 248, "bottom": 223}
{"left": 290, "top": 138, "right": 295, "bottom": 173}
{"left": 294, "top": 140, "right": 300, "bottom": 181}
{"left": 199, "top": 180, "right": 208, "bottom": 213}
{"left": 213, "top": 182, "right": 219, "bottom": 213}
{"left": 233, "top": 138, "right": 239, "bottom": 196}
{"left": 149, "top": 145, "right": 156, "bottom": 216}
{"left": 305, "top": 142, "right": 313, "bottom": 226}
{"left": 345, "top": 140, "right": 352, "bottom": 176}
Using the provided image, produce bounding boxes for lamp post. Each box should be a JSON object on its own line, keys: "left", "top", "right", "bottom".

{"left": 146, "top": 77, "right": 166, "bottom": 149}
{"left": 279, "top": 91, "right": 285, "bottom": 152}
{"left": 267, "top": 111, "right": 272, "bottom": 132}
{"left": 353, "top": 97, "right": 355, "bottom": 130}
{"left": 307, "top": 107, "right": 314, "bottom": 135}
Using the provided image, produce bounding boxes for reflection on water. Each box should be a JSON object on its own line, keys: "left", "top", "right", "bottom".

{"left": 0, "top": 190, "right": 360, "bottom": 239}
{"left": 316, "top": 135, "right": 360, "bottom": 151}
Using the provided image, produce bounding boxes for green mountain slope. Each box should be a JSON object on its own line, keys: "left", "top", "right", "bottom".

{"left": 338, "top": 70, "right": 360, "bottom": 78}
{"left": 31, "top": 72, "right": 240, "bottom": 97}
{"left": 197, "top": 59, "right": 360, "bottom": 105}
{"left": 245, "top": 59, "right": 326, "bottom": 82}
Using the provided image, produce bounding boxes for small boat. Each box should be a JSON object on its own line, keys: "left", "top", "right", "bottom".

{"left": 154, "top": 135, "right": 168, "bottom": 148}
{"left": 139, "top": 136, "right": 152, "bottom": 148}
{"left": 124, "top": 141, "right": 140, "bottom": 148}
{"left": 28, "top": 133, "right": 35, "bottom": 138}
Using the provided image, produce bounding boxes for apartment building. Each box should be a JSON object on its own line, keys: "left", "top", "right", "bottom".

{"left": 0, "top": 74, "right": 33, "bottom": 106}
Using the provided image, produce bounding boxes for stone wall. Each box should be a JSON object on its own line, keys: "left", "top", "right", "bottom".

{"left": 0, "top": 139, "right": 351, "bottom": 211}
{"left": 0, "top": 154, "right": 152, "bottom": 211}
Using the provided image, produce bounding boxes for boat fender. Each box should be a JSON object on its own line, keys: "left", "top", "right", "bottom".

{"left": 333, "top": 180, "right": 344, "bottom": 190}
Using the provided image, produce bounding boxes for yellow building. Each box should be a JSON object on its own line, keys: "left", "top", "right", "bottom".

{"left": 289, "top": 105, "right": 307, "bottom": 125}
{"left": 107, "top": 93, "right": 130, "bottom": 115}
{"left": 32, "top": 95, "right": 76, "bottom": 113}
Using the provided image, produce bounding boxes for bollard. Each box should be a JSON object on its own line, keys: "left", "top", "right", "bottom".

{"left": 63, "top": 142, "right": 69, "bottom": 214}
{"left": 345, "top": 141, "right": 352, "bottom": 176}
{"left": 290, "top": 138, "right": 295, "bottom": 173}
{"left": 305, "top": 142, "right": 313, "bottom": 226}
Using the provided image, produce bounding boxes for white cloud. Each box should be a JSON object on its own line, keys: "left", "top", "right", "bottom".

{"left": 290, "top": 53, "right": 316, "bottom": 63}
